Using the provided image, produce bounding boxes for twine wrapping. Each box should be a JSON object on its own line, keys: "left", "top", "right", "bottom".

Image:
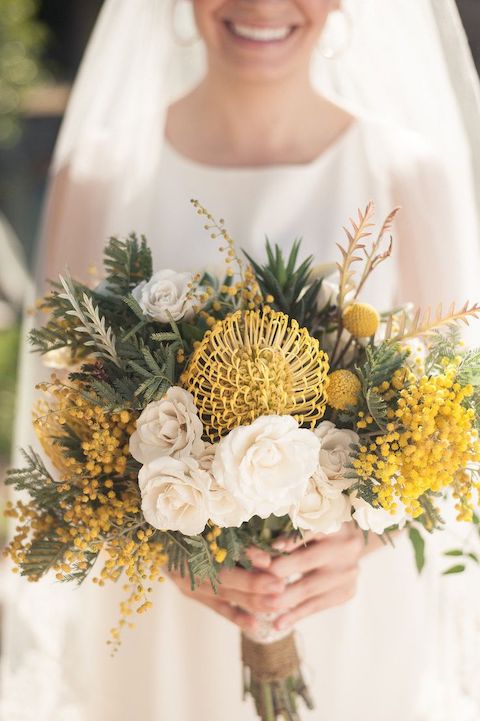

{"left": 241, "top": 631, "right": 300, "bottom": 683}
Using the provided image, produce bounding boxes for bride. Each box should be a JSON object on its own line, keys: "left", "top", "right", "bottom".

{"left": 2, "top": 1, "right": 480, "bottom": 720}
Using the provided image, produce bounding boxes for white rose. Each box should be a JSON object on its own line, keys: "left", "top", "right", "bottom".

{"left": 350, "top": 492, "right": 406, "bottom": 534}
{"left": 132, "top": 269, "right": 197, "bottom": 323}
{"left": 291, "top": 468, "right": 351, "bottom": 534}
{"left": 314, "top": 421, "right": 359, "bottom": 490}
{"left": 196, "top": 442, "right": 216, "bottom": 471}
{"left": 139, "top": 455, "right": 211, "bottom": 535}
{"left": 195, "top": 442, "right": 247, "bottom": 527}
{"left": 129, "top": 387, "right": 204, "bottom": 464}
{"left": 212, "top": 415, "right": 321, "bottom": 519}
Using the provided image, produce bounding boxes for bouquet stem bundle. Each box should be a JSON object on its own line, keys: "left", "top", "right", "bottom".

{"left": 242, "top": 631, "right": 313, "bottom": 721}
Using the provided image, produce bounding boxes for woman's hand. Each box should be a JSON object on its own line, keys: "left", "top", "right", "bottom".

{"left": 268, "top": 523, "right": 390, "bottom": 631}
{"left": 167, "top": 547, "right": 285, "bottom": 633}
{"left": 168, "top": 523, "right": 390, "bottom": 632}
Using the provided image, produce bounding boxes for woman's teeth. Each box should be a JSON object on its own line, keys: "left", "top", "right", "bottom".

{"left": 227, "top": 22, "right": 293, "bottom": 43}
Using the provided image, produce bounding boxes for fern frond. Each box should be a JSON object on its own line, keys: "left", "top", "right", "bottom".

{"left": 337, "top": 203, "right": 375, "bottom": 309}
{"left": 354, "top": 207, "right": 399, "bottom": 298}
{"left": 20, "top": 539, "right": 69, "bottom": 580}
{"left": 103, "top": 234, "right": 153, "bottom": 295}
{"left": 457, "top": 349, "right": 480, "bottom": 386}
{"left": 58, "top": 275, "right": 120, "bottom": 366}
{"left": 365, "top": 388, "right": 388, "bottom": 430}
{"left": 384, "top": 301, "right": 480, "bottom": 342}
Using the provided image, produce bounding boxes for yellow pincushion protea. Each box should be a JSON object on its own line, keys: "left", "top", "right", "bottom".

{"left": 327, "top": 369, "right": 361, "bottom": 410}
{"left": 181, "top": 308, "right": 329, "bottom": 440}
{"left": 343, "top": 302, "right": 380, "bottom": 338}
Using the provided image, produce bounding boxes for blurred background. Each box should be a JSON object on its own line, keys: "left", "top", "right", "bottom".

{"left": 0, "top": 0, "right": 479, "bottom": 620}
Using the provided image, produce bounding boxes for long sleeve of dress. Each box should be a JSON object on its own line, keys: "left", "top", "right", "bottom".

{"left": 392, "top": 137, "right": 480, "bottom": 330}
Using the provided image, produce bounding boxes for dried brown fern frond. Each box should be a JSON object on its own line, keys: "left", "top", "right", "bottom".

{"left": 354, "top": 207, "right": 400, "bottom": 299}
{"left": 336, "top": 202, "right": 375, "bottom": 309}
{"left": 384, "top": 301, "right": 480, "bottom": 342}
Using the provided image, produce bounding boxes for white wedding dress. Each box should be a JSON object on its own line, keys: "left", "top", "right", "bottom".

{"left": 3, "top": 115, "right": 480, "bottom": 721}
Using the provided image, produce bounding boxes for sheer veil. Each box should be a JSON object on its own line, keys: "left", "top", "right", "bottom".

{"left": 2, "top": 0, "right": 480, "bottom": 718}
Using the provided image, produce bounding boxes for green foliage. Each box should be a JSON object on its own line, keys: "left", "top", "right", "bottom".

{"left": 29, "top": 235, "right": 194, "bottom": 411}
{"left": 0, "top": 325, "right": 19, "bottom": 454}
{"left": 103, "top": 234, "right": 153, "bottom": 296}
{"left": 457, "top": 349, "right": 480, "bottom": 386}
{"left": 363, "top": 388, "right": 388, "bottom": 430}
{"left": 58, "top": 274, "right": 121, "bottom": 367}
{"left": 0, "top": 0, "right": 49, "bottom": 146}
{"left": 443, "top": 564, "right": 466, "bottom": 575}
{"left": 5, "top": 448, "right": 60, "bottom": 508}
{"left": 425, "top": 327, "right": 460, "bottom": 374}
{"left": 351, "top": 342, "right": 408, "bottom": 430}
{"left": 59, "top": 550, "right": 99, "bottom": 584}
{"left": 244, "top": 239, "right": 324, "bottom": 327}
{"left": 5, "top": 447, "right": 51, "bottom": 486}
{"left": 19, "top": 538, "right": 69, "bottom": 580}
{"left": 408, "top": 526, "right": 425, "bottom": 573}
{"left": 162, "top": 532, "right": 219, "bottom": 591}
{"left": 358, "top": 342, "right": 407, "bottom": 388}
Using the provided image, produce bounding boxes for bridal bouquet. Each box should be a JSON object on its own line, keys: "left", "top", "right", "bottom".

{"left": 5, "top": 201, "right": 480, "bottom": 721}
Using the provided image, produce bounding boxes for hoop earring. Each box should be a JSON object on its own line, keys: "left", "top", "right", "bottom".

{"left": 319, "top": 8, "right": 352, "bottom": 60}
{"left": 171, "top": 0, "right": 200, "bottom": 47}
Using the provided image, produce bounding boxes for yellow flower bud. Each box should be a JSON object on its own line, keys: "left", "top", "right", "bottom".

{"left": 214, "top": 548, "right": 227, "bottom": 564}
{"left": 342, "top": 302, "right": 380, "bottom": 338}
{"left": 327, "top": 370, "right": 361, "bottom": 410}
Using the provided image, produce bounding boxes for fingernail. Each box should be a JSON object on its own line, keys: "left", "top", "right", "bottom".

{"left": 251, "top": 555, "right": 271, "bottom": 569}
{"left": 272, "top": 540, "right": 286, "bottom": 551}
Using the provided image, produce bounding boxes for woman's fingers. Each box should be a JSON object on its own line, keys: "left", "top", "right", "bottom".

{"left": 173, "top": 565, "right": 284, "bottom": 596}
{"left": 219, "top": 566, "right": 285, "bottom": 595}
{"left": 169, "top": 571, "right": 258, "bottom": 631}
{"left": 274, "top": 580, "right": 358, "bottom": 631}
{"left": 271, "top": 531, "right": 318, "bottom": 553}
{"left": 193, "top": 593, "right": 258, "bottom": 632}
{"left": 217, "top": 586, "right": 283, "bottom": 614}
{"left": 270, "top": 533, "right": 364, "bottom": 579}
{"left": 275, "top": 566, "right": 359, "bottom": 611}
{"left": 245, "top": 546, "right": 272, "bottom": 569}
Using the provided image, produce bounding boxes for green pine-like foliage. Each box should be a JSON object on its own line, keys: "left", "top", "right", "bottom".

{"left": 244, "top": 239, "right": 325, "bottom": 327}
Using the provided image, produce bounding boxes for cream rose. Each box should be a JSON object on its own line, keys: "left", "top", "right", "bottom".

{"left": 132, "top": 269, "right": 196, "bottom": 323}
{"left": 350, "top": 492, "right": 406, "bottom": 534}
{"left": 212, "top": 415, "right": 321, "bottom": 519}
{"left": 139, "top": 456, "right": 211, "bottom": 535}
{"left": 195, "top": 443, "right": 247, "bottom": 527}
{"left": 314, "top": 421, "right": 359, "bottom": 490}
{"left": 129, "top": 387, "right": 204, "bottom": 464}
{"left": 291, "top": 468, "right": 351, "bottom": 534}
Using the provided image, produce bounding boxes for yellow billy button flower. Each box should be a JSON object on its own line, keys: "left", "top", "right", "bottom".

{"left": 327, "top": 369, "right": 361, "bottom": 411}
{"left": 181, "top": 307, "right": 330, "bottom": 440}
{"left": 342, "top": 302, "right": 380, "bottom": 338}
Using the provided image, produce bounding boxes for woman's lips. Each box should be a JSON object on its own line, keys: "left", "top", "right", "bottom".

{"left": 224, "top": 20, "right": 297, "bottom": 44}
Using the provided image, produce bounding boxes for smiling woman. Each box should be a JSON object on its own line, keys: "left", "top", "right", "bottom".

{"left": 3, "top": 1, "right": 480, "bottom": 721}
